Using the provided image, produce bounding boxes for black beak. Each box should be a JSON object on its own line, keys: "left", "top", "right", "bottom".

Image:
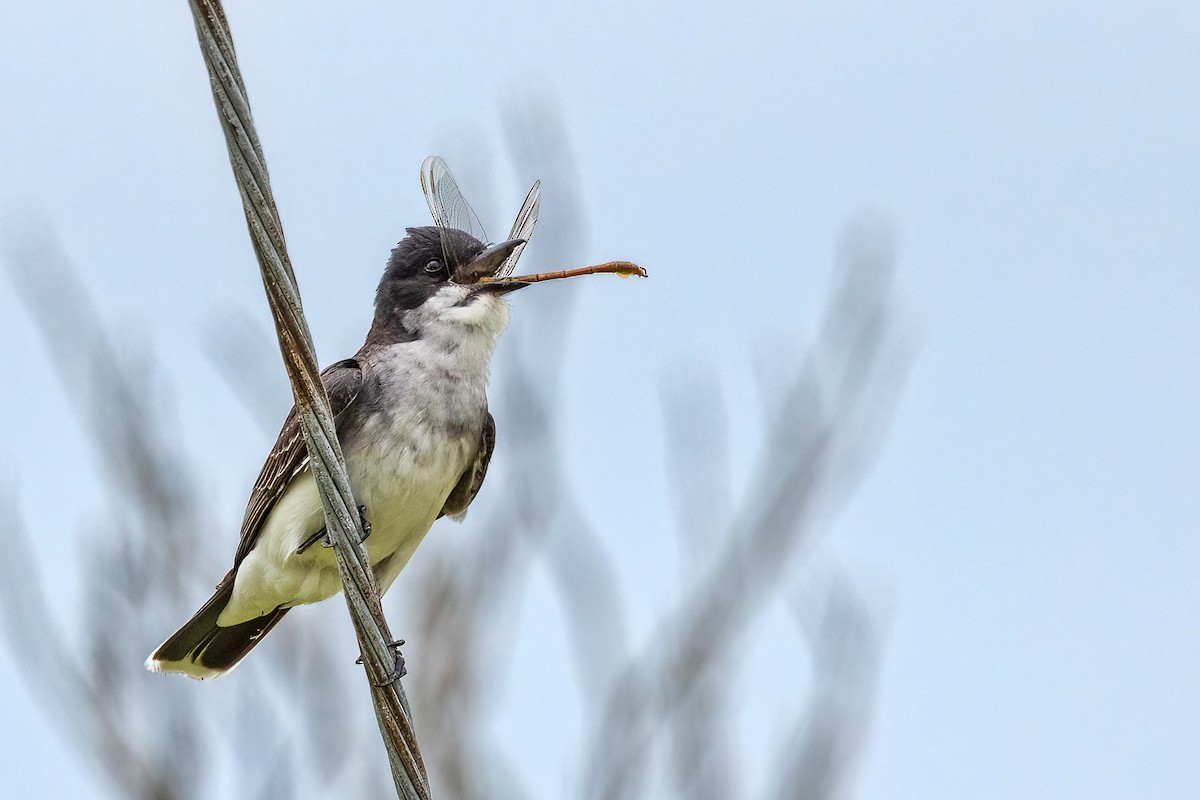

{"left": 474, "top": 279, "right": 531, "bottom": 295}
{"left": 458, "top": 238, "right": 526, "bottom": 285}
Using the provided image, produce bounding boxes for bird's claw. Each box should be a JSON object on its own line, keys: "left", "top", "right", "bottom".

{"left": 355, "top": 638, "right": 407, "bottom": 686}
{"left": 323, "top": 505, "right": 371, "bottom": 547}
{"left": 295, "top": 505, "right": 371, "bottom": 554}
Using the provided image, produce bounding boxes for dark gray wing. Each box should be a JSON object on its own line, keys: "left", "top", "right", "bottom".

{"left": 233, "top": 359, "right": 363, "bottom": 567}
{"left": 440, "top": 411, "right": 496, "bottom": 519}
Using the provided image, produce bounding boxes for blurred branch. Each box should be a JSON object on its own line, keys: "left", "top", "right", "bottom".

{"left": 0, "top": 502, "right": 177, "bottom": 799}
{"left": 185, "top": 1, "right": 427, "bottom": 796}
{"left": 498, "top": 97, "right": 631, "bottom": 698}
{"left": 1, "top": 229, "right": 212, "bottom": 799}
{"left": 2, "top": 229, "right": 386, "bottom": 799}
{"left": 771, "top": 576, "right": 881, "bottom": 800}
{"left": 203, "top": 308, "right": 290, "bottom": 432}
{"left": 659, "top": 372, "right": 736, "bottom": 800}
{"left": 585, "top": 221, "right": 904, "bottom": 799}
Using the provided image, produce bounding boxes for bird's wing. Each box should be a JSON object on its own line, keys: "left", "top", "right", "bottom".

{"left": 440, "top": 410, "right": 496, "bottom": 519}
{"left": 233, "top": 359, "right": 364, "bottom": 567}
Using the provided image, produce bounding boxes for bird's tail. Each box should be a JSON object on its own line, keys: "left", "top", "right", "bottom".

{"left": 145, "top": 573, "right": 289, "bottom": 680}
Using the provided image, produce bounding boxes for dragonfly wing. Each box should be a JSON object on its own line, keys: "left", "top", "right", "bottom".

{"left": 419, "top": 156, "right": 488, "bottom": 269}
{"left": 497, "top": 179, "right": 540, "bottom": 278}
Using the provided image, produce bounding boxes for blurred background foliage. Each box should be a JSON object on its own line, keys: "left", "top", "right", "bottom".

{"left": 2, "top": 104, "right": 900, "bottom": 798}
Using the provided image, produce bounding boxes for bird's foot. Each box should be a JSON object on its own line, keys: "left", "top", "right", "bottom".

{"left": 321, "top": 505, "right": 371, "bottom": 547}
{"left": 295, "top": 505, "right": 371, "bottom": 554}
{"left": 356, "top": 638, "right": 407, "bottom": 685}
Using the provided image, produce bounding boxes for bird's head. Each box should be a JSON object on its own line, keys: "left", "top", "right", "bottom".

{"left": 370, "top": 226, "right": 527, "bottom": 344}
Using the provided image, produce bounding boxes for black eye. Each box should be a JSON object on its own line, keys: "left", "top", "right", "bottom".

{"left": 425, "top": 259, "right": 444, "bottom": 274}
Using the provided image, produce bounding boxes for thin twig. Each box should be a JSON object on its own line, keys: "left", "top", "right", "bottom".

{"left": 184, "top": 2, "right": 429, "bottom": 796}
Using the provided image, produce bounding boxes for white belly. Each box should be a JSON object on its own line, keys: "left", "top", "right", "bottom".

{"left": 219, "top": 433, "right": 472, "bottom": 626}
{"left": 218, "top": 304, "right": 505, "bottom": 628}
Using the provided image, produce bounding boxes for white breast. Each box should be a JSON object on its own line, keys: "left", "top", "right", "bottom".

{"left": 219, "top": 290, "right": 508, "bottom": 626}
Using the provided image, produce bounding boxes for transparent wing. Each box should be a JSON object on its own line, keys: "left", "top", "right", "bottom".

{"left": 420, "top": 156, "right": 488, "bottom": 268}
{"left": 496, "top": 179, "right": 541, "bottom": 278}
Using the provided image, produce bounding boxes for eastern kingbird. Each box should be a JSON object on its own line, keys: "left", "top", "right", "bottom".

{"left": 146, "top": 157, "right": 636, "bottom": 679}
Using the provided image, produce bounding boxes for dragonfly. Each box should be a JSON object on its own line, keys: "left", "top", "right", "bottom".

{"left": 420, "top": 155, "right": 539, "bottom": 279}
{"left": 419, "top": 156, "right": 646, "bottom": 286}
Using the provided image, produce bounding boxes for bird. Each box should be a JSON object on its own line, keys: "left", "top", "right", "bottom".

{"left": 146, "top": 224, "right": 532, "bottom": 679}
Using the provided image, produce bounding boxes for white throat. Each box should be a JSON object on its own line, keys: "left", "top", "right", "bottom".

{"left": 407, "top": 284, "right": 509, "bottom": 334}
{"left": 402, "top": 284, "right": 510, "bottom": 366}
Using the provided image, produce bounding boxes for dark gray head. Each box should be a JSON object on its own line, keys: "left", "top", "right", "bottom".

{"left": 367, "top": 226, "right": 525, "bottom": 345}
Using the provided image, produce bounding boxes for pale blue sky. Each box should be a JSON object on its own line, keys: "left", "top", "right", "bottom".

{"left": 1, "top": 1, "right": 1197, "bottom": 797}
